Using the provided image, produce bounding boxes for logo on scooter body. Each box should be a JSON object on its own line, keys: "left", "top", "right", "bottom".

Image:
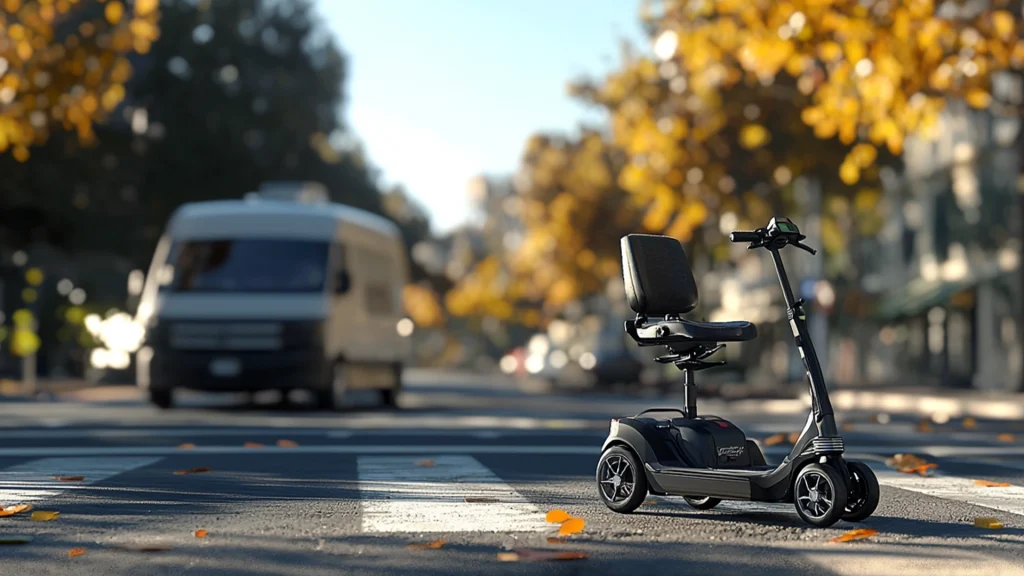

{"left": 717, "top": 446, "right": 745, "bottom": 458}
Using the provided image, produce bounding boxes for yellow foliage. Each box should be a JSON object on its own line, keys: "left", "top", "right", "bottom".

{"left": 0, "top": 1, "right": 159, "bottom": 159}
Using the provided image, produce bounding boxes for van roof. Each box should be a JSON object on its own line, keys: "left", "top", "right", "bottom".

{"left": 169, "top": 199, "right": 402, "bottom": 238}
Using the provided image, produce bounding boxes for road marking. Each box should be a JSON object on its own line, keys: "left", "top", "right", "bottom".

{"left": 875, "top": 469, "right": 1024, "bottom": 517}
{"left": 0, "top": 457, "right": 162, "bottom": 505}
{"left": 357, "top": 455, "right": 550, "bottom": 533}
{"left": 0, "top": 445, "right": 600, "bottom": 457}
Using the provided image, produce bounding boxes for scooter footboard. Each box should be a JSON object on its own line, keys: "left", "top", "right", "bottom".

{"left": 648, "top": 468, "right": 751, "bottom": 500}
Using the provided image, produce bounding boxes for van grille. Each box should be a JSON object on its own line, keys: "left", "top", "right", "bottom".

{"left": 169, "top": 322, "right": 284, "bottom": 351}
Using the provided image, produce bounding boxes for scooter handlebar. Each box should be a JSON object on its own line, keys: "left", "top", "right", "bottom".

{"left": 729, "top": 231, "right": 760, "bottom": 243}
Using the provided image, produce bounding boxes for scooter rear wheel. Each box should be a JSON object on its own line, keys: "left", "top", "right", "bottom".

{"left": 596, "top": 446, "right": 648, "bottom": 513}
{"left": 683, "top": 496, "right": 721, "bottom": 510}
{"left": 842, "top": 461, "right": 880, "bottom": 522}
{"left": 793, "top": 463, "right": 848, "bottom": 527}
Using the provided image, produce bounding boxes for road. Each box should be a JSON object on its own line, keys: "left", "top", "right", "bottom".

{"left": 1, "top": 370, "right": 1023, "bottom": 575}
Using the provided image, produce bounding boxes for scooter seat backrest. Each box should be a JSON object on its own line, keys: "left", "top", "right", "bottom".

{"left": 620, "top": 234, "right": 699, "bottom": 316}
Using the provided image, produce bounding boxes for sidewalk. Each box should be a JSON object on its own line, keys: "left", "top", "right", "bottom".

{"left": 0, "top": 377, "right": 93, "bottom": 400}
{"left": 819, "top": 386, "right": 1024, "bottom": 421}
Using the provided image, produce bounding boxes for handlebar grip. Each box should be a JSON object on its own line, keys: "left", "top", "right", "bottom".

{"left": 730, "top": 231, "right": 759, "bottom": 243}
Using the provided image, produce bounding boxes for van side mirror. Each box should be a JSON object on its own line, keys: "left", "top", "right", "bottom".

{"left": 335, "top": 270, "right": 351, "bottom": 294}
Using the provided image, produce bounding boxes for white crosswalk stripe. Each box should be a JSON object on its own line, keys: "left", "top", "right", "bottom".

{"left": 357, "top": 455, "right": 551, "bottom": 533}
{"left": 0, "top": 457, "right": 162, "bottom": 505}
{"left": 875, "top": 468, "right": 1024, "bottom": 517}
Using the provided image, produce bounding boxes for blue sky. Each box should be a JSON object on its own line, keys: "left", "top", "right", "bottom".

{"left": 320, "top": 0, "right": 646, "bottom": 233}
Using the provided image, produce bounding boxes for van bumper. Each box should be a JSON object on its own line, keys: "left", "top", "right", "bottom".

{"left": 148, "top": 347, "right": 330, "bottom": 392}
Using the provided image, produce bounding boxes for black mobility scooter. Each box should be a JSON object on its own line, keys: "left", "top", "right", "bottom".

{"left": 597, "top": 217, "right": 879, "bottom": 527}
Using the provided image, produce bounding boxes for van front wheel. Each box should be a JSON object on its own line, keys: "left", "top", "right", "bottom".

{"left": 316, "top": 361, "right": 348, "bottom": 411}
{"left": 379, "top": 364, "right": 402, "bottom": 408}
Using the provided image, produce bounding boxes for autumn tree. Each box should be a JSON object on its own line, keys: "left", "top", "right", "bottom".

{"left": 0, "top": 0, "right": 159, "bottom": 159}
{"left": 446, "top": 129, "right": 647, "bottom": 325}
{"left": 581, "top": 0, "right": 1022, "bottom": 260}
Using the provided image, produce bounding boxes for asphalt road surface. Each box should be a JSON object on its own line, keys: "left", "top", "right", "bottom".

{"left": 1, "top": 370, "right": 1023, "bottom": 575}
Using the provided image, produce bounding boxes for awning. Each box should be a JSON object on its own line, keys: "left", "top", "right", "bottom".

{"left": 873, "top": 268, "right": 1015, "bottom": 321}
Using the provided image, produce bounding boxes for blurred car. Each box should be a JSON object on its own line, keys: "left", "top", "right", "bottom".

{"left": 134, "top": 182, "right": 411, "bottom": 409}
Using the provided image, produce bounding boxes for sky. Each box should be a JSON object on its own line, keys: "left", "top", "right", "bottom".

{"left": 320, "top": 0, "right": 646, "bottom": 233}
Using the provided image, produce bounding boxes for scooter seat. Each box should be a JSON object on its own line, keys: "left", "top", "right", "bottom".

{"left": 636, "top": 318, "right": 757, "bottom": 343}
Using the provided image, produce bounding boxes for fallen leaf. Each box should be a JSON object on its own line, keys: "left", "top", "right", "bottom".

{"left": 886, "top": 454, "right": 936, "bottom": 475}
{"left": 841, "top": 422, "right": 855, "bottom": 432}
{"left": 786, "top": 432, "right": 801, "bottom": 444}
{"left": 415, "top": 460, "right": 435, "bottom": 467}
{"left": 545, "top": 510, "right": 571, "bottom": 523}
{"left": 407, "top": 538, "right": 445, "bottom": 549}
{"left": 111, "top": 543, "right": 173, "bottom": 552}
{"left": 916, "top": 419, "right": 933, "bottom": 433}
{"left": 194, "top": 530, "right": 208, "bottom": 538}
{"left": 31, "top": 510, "right": 60, "bottom": 521}
{"left": 243, "top": 442, "right": 264, "bottom": 449}
{"left": 497, "top": 549, "right": 588, "bottom": 562}
{"left": 763, "top": 433, "right": 786, "bottom": 446}
{"left": 642, "top": 500, "right": 658, "bottom": 506}
{"left": 178, "top": 443, "right": 196, "bottom": 450}
{"left": 0, "top": 504, "right": 32, "bottom": 517}
{"left": 963, "top": 417, "right": 977, "bottom": 429}
{"left": 974, "top": 480, "right": 1012, "bottom": 488}
{"left": 975, "top": 517, "right": 1004, "bottom": 529}
{"left": 558, "top": 517, "right": 585, "bottom": 536}
{"left": 464, "top": 497, "right": 498, "bottom": 503}
{"left": 996, "top": 433, "right": 1015, "bottom": 443}
{"left": 173, "top": 467, "right": 211, "bottom": 475}
{"left": 53, "top": 476, "right": 85, "bottom": 482}
{"left": 68, "top": 547, "right": 87, "bottom": 557}
{"left": 276, "top": 439, "right": 299, "bottom": 448}
{"left": 0, "top": 535, "right": 32, "bottom": 545}
{"left": 546, "top": 537, "right": 568, "bottom": 544}
{"left": 830, "top": 528, "right": 878, "bottom": 543}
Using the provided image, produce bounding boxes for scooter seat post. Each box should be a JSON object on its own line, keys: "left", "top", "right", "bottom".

{"left": 682, "top": 368, "right": 696, "bottom": 419}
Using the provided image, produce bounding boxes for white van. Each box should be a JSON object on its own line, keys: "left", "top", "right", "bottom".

{"left": 134, "top": 182, "right": 411, "bottom": 409}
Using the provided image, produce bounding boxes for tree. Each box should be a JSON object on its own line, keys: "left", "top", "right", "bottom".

{"left": 0, "top": 0, "right": 159, "bottom": 160}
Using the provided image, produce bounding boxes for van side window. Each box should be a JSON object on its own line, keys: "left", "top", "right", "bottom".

{"left": 361, "top": 247, "right": 396, "bottom": 316}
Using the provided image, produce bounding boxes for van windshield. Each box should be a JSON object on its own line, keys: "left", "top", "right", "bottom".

{"left": 163, "top": 239, "right": 330, "bottom": 293}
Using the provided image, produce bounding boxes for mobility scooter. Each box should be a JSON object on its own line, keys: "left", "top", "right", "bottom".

{"left": 596, "top": 217, "right": 879, "bottom": 527}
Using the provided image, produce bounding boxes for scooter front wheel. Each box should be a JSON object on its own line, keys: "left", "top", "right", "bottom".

{"left": 596, "top": 446, "right": 648, "bottom": 513}
{"left": 793, "top": 463, "right": 848, "bottom": 527}
{"left": 842, "top": 461, "right": 880, "bottom": 522}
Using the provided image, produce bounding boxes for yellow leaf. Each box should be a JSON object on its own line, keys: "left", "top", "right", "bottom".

{"left": 415, "top": 460, "right": 435, "bottom": 467}
{"left": 558, "top": 517, "right": 585, "bottom": 536}
{"left": 0, "top": 504, "right": 32, "bottom": 517}
{"left": 818, "top": 41, "right": 843, "bottom": 62}
{"left": 739, "top": 124, "right": 770, "bottom": 149}
{"left": 407, "top": 538, "right": 446, "bottom": 550}
{"left": 839, "top": 162, "right": 860, "bottom": 185}
{"left": 276, "top": 439, "right": 299, "bottom": 448}
{"left": 31, "top": 510, "right": 60, "bottom": 521}
{"left": 177, "top": 443, "right": 195, "bottom": 450}
{"left": 68, "top": 547, "right": 87, "bottom": 557}
{"left": 963, "top": 417, "right": 977, "bottom": 429}
{"left": 974, "top": 480, "right": 1011, "bottom": 488}
{"left": 135, "top": 0, "right": 159, "bottom": 16}
{"left": 992, "top": 11, "right": 1015, "bottom": 39}
{"left": 545, "top": 510, "right": 571, "bottom": 523}
{"left": 830, "top": 528, "right": 878, "bottom": 543}
{"left": 974, "top": 517, "right": 1004, "bottom": 529}
{"left": 996, "top": 433, "right": 1015, "bottom": 443}
{"left": 965, "top": 89, "right": 991, "bottom": 109}
{"left": 105, "top": 1, "right": 125, "bottom": 25}
{"left": 194, "top": 530, "right": 208, "bottom": 538}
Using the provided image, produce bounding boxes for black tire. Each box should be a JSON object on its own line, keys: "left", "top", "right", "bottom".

{"left": 842, "top": 461, "right": 880, "bottom": 522}
{"left": 150, "top": 389, "right": 173, "bottom": 409}
{"left": 596, "top": 445, "right": 648, "bottom": 513}
{"left": 379, "top": 363, "right": 401, "bottom": 408}
{"left": 684, "top": 495, "right": 722, "bottom": 510}
{"left": 793, "top": 463, "right": 848, "bottom": 527}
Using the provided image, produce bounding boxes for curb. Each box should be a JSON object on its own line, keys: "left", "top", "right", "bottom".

{"left": 804, "top": 389, "right": 1024, "bottom": 420}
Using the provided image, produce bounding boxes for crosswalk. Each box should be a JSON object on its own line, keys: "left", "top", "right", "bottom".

{"left": 2, "top": 436, "right": 1024, "bottom": 532}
